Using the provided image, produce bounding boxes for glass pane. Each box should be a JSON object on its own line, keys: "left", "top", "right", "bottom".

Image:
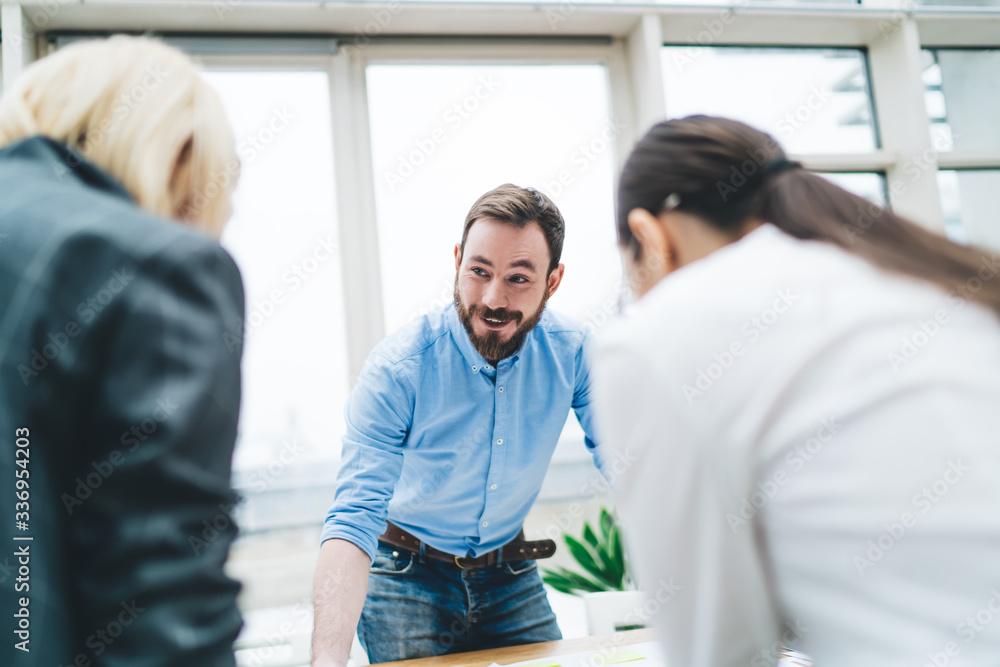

{"left": 367, "top": 64, "right": 620, "bottom": 336}
{"left": 660, "top": 47, "right": 877, "bottom": 154}
{"left": 923, "top": 49, "right": 1000, "bottom": 152}
{"left": 817, "top": 172, "right": 887, "bottom": 206}
{"left": 937, "top": 170, "right": 1000, "bottom": 249}
{"left": 205, "top": 70, "right": 349, "bottom": 480}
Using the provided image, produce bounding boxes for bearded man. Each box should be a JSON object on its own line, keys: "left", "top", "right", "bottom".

{"left": 311, "top": 184, "right": 607, "bottom": 666}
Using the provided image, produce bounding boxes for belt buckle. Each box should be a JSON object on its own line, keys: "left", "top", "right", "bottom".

{"left": 454, "top": 555, "right": 473, "bottom": 570}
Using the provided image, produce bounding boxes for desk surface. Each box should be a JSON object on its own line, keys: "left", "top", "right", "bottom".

{"left": 373, "top": 628, "right": 656, "bottom": 667}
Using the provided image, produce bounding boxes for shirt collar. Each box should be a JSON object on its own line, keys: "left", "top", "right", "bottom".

{"left": 446, "top": 302, "right": 520, "bottom": 374}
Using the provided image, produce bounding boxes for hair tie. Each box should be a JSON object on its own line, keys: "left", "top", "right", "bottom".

{"left": 763, "top": 158, "right": 803, "bottom": 180}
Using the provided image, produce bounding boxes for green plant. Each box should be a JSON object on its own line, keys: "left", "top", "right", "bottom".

{"left": 541, "top": 507, "right": 632, "bottom": 596}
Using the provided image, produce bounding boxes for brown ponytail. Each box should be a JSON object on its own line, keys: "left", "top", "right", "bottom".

{"left": 617, "top": 116, "right": 1000, "bottom": 317}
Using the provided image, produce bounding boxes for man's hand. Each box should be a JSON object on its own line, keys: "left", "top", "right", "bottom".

{"left": 312, "top": 539, "right": 371, "bottom": 666}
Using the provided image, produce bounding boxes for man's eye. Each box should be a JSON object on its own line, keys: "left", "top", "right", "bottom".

{"left": 472, "top": 267, "right": 488, "bottom": 276}
{"left": 510, "top": 276, "right": 528, "bottom": 284}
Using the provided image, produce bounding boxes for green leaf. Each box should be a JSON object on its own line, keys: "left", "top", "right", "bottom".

{"left": 565, "top": 535, "right": 618, "bottom": 589}
{"left": 560, "top": 568, "right": 608, "bottom": 594}
{"left": 582, "top": 521, "right": 600, "bottom": 550}
{"left": 595, "top": 536, "right": 624, "bottom": 590}
{"left": 610, "top": 524, "right": 627, "bottom": 587}
{"left": 542, "top": 567, "right": 606, "bottom": 596}
{"left": 605, "top": 527, "right": 625, "bottom": 589}
{"left": 541, "top": 570, "right": 578, "bottom": 595}
{"left": 600, "top": 507, "right": 614, "bottom": 542}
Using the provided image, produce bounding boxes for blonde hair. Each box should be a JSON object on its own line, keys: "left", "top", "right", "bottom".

{"left": 0, "top": 35, "right": 239, "bottom": 237}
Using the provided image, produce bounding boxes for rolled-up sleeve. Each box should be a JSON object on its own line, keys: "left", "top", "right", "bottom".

{"left": 321, "top": 352, "right": 413, "bottom": 561}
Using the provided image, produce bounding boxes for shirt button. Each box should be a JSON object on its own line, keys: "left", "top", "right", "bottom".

{"left": 497, "top": 438, "right": 503, "bottom": 445}
{"left": 472, "top": 365, "right": 478, "bottom": 372}
{"left": 482, "top": 521, "right": 489, "bottom": 527}
{"left": 498, "top": 387, "right": 504, "bottom": 392}
{"left": 491, "top": 484, "right": 498, "bottom": 490}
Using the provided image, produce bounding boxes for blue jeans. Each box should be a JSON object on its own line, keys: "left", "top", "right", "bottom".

{"left": 357, "top": 542, "right": 562, "bottom": 663}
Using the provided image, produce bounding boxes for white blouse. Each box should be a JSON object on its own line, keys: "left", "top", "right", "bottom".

{"left": 592, "top": 223, "right": 1000, "bottom": 667}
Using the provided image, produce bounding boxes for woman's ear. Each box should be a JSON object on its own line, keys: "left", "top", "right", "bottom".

{"left": 624, "top": 208, "right": 674, "bottom": 297}
{"left": 627, "top": 208, "right": 675, "bottom": 272}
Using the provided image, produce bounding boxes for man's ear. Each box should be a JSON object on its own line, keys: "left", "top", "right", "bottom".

{"left": 627, "top": 208, "right": 675, "bottom": 274}
{"left": 547, "top": 263, "right": 566, "bottom": 298}
{"left": 454, "top": 243, "right": 462, "bottom": 271}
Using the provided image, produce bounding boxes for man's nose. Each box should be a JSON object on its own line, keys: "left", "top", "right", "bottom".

{"left": 482, "top": 278, "right": 507, "bottom": 310}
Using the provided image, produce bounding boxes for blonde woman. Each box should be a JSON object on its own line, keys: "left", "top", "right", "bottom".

{"left": 0, "top": 36, "right": 246, "bottom": 666}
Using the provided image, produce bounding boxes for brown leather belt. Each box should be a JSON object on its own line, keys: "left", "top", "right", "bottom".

{"left": 378, "top": 521, "right": 556, "bottom": 570}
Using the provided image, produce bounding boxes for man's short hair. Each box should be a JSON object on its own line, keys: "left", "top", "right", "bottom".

{"left": 461, "top": 184, "right": 565, "bottom": 274}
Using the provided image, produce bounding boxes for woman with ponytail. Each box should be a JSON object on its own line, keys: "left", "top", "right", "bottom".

{"left": 593, "top": 116, "right": 1000, "bottom": 666}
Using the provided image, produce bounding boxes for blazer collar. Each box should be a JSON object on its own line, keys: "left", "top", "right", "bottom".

{"left": 0, "top": 135, "right": 135, "bottom": 205}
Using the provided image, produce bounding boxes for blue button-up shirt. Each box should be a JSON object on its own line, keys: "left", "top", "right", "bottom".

{"left": 322, "top": 302, "right": 604, "bottom": 560}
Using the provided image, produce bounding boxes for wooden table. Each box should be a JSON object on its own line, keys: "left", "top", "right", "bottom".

{"left": 373, "top": 629, "right": 656, "bottom": 667}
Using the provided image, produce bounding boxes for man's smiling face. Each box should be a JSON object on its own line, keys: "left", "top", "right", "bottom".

{"left": 454, "top": 216, "right": 564, "bottom": 362}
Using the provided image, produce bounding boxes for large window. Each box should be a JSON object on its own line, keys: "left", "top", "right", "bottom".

{"left": 924, "top": 49, "right": 1000, "bottom": 152}
{"left": 659, "top": 46, "right": 886, "bottom": 204}
{"left": 923, "top": 49, "right": 1000, "bottom": 246}
{"left": 207, "top": 70, "right": 350, "bottom": 480}
{"left": 661, "top": 46, "right": 877, "bottom": 154}
{"left": 938, "top": 170, "right": 1000, "bottom": 249}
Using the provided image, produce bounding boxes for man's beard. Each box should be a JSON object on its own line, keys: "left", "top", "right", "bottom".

{"left": 454, "top": 277, "right": 549, "bottom": 363}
